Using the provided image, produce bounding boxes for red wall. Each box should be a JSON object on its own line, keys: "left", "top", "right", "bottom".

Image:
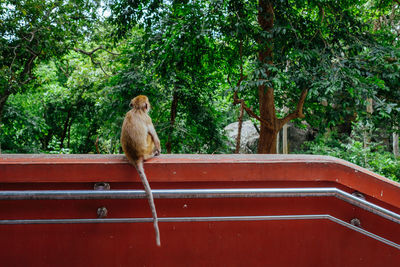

{"left": 1, "top": 154, "right": 399, "bottom": 266}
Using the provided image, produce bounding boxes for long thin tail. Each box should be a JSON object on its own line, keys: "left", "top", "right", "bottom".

{"left": 135, "top": 161, "right": 161, "bottom": 247}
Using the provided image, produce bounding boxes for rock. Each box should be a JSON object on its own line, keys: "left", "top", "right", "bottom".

{"left": 286, "top": 122, "right": 315, "bottom": 152}
{"left": 224, "top": 120, "right": 259, "bottom": 153}
{"left": 224, "top": 120, "right": 316, "bottom": 154}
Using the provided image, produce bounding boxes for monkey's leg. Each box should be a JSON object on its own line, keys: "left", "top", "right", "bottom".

{"left": 144, "top": 134, "right": 159, "bottom": 159}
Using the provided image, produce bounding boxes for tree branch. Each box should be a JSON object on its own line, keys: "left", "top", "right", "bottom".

{"left": 233, "top": 91, "right": 274, "bottom": 130}
{"left": 74, "top": 46, "right": 101, "bottom": 56}
{"left": 74, "top": 46, "right": 120, "bottom": 56}
{"left": 74, "top": 46, "right": 120, "bottom": 76}
{"left": 26, "top": 46, "right": 39, "bottom": 57}
{"left": 231, "top": 33, "right": 274, "bottom": 135}
{"left": 231, "top": 38, "right": 273, "bottom": 131}
{"left": 20, "top": 54, "right": 38, "bottom": 83}
{"left": 95, "top": 136, "right": 100, "bottom": 154}
{"left": 310, "top": 4, "right": 325, "bottom": 42}
{"left": 22, "top": 29, "right": 39, "bottom": 42}
{"left": 0, "top": 90, "right": 11, "bottom": 104}
{"left": 235, "top": 101, "right": 244, "bottom": 153}
{"left": 9, "top": 45, "right": 20, "bottom": 73}
{"left": 278, "top": 89, "right": 308, "bottom": 128}
{"left": 57, "top": 60, "right": 71, "bottom": 78}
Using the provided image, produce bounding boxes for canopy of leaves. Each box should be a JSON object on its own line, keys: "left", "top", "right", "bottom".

{"left": 0, "top": 0, "right": 399, "bottom": 179}
{"left": 0, "top": 0, "right": 100, "bottom": 114}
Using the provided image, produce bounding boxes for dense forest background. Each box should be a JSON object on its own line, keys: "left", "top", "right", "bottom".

{"left": 0, "top": 0, "right": 399, "bottom": 181}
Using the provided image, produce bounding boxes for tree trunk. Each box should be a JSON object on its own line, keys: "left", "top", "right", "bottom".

{"left": 60, "top": 108, "right": 72, "bottom": 150}
{"left": 0, "top": 90, "right": 11, "bottom": 153}
{"left": 282, "top": 123, "right": 288, "bottom": 154}
{"left": 235, "top": 103, "right": 244, "bottom": 153}
{"left": 257, "top": 86, "right": 278, "bottom": 153}
{"left": 257, "top": 0, "right": 278, "bottom": 154}
{"left": 166, "top": 91, "right": 179, "bottom": 154}
{"left": 67, "top": 120, "right": 72, "bottom": 148}
{"left": 0, "top": 93, "right": 10, "bottom": 121}
{"left": 276, "top": 129, "right": 280, "bottom": 153}
{"left": 256, "top": 0, "right": 308, "bottom": 153}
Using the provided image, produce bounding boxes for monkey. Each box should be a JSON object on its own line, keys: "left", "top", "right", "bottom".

{"left": 120, "top": 95, "right": 161, "bottom": 246}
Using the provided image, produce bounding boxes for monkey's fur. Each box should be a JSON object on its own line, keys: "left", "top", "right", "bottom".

{"left": 121, "top": 95, "right": 161, "bottom": 246}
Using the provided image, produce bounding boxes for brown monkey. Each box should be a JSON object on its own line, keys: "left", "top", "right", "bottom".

{"left": 121, "top": 95, "right": 161, "bottom": 246}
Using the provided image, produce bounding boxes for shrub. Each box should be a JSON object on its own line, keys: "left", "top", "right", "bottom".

{"left": 299, "top": 132, "right": 399, "bottom": 182}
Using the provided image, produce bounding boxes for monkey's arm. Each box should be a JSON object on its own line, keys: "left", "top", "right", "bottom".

{"left": 148, "top": 124, "right": 161, "bottom": 152}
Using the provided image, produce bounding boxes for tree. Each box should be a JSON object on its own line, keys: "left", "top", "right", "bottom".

{"left": 1, "top": 47, "right": 113, "bottom": 153}
{"left": 109, "top": 1, "right": 229, "bottom": 153}
{"left": 108, "top": 0, "right": 400, "bottom": 153}
{"left": 248, "top": 0, "right": 399, "bottom": 153}
{"left": 0, "top": 0, "right": 100, "bottom": 150}
{"left": 2, "top": 0, "right": 398, "bottom": 156}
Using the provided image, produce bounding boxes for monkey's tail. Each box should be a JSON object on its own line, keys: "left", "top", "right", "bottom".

{"left": 135, "top": 161, "right": 161, "bottom": 247}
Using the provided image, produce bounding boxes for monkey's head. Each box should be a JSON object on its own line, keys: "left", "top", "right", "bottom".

{"left": 130, "top": 95, "right": 151, "bottom": 112}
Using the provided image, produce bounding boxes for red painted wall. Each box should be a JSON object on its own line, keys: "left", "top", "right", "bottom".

{"left": 0, "top": 154, "right": 399, "bottom": 266}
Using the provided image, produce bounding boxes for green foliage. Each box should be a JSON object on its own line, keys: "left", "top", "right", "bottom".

{"left": 0, "top": 0, "right": 100, "bottom": 96}
{"left": 300, "top": 131, "right": 400, "bottom": 182}
{"left": 0, "top": 91, "right": 48, "bottom": 153}
{"left": 108, "top": 2, "right": 233, "bottom": 153}
{"left": 107, "top": 0, "right": 400, "bottom": 137}
{"left": 0, "top": 0, "right": 399, "bottom": 183}
{"left": 1, "top": 46, "right": 112, "bottom": 153}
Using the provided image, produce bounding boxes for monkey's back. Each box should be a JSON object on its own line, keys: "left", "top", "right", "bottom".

{"left": 121, "top": 110, "right": 154, "bottom": 162}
